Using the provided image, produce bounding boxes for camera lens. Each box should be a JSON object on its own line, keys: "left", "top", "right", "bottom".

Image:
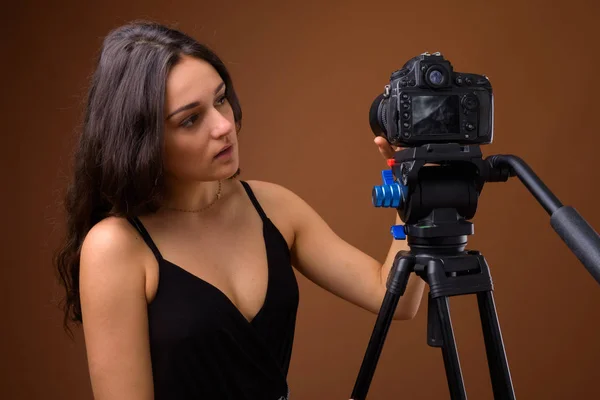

{"left": 369, "top": 93, "right": 388, "bottom": 136}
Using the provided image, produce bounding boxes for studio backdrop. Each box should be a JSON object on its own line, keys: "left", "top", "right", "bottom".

{"left": 2, "top": 0, "right": 599, "bottom": 398}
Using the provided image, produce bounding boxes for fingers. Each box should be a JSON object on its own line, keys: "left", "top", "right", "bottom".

{"left": 374, "top": 136, "right": 396, "bottom": 159}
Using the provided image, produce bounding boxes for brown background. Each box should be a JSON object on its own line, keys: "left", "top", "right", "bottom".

{"left": 2, "top": 0, "right": 600, "bottom": 398}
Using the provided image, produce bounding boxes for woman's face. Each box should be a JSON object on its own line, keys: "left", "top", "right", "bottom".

{"left": 162, "top": 55, "right": 239, "bottom": 183}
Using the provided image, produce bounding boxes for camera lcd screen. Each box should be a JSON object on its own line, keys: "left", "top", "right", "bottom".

{"left": 412, "top": 95, "right": 460, "bottom": 135}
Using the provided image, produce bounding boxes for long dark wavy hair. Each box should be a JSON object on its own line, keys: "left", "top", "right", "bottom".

{"left": 53, "top": 20, "right": 243, "bottom": 336}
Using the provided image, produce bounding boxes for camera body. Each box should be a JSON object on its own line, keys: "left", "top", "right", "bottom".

{"left": 369, "top": 52, "right": 494, "bottom": 147}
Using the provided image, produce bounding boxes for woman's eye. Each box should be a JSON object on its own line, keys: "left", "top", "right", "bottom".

{"left": 216, "top": 94, "right": 227, "bottom": 106}
{"left": 179, "top": 95, "right": 226, "bottom": 129}
{"left": 180, "top": 114, "right": 199, "bottom": 128}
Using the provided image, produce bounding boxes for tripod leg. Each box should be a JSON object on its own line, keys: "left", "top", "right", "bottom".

{"left": 351, "top": 253, "right": 415, "bottom": 400}
{"left": 477, "top": 291, "right": 516, "bottom": 399}
{"left": 427, "top": 293, "right": 443, "bottom": 347}
{"left": 434, "top": 295, "right": 468, "bottom": 400}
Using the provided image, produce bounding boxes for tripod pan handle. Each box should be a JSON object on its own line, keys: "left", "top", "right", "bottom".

{"left": 551, "top": 206, "right": 600, "bottom": 285}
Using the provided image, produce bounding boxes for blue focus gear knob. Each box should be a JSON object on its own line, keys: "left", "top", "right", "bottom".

{"left": 372, "top": 170, "right": 407, "bottom": 208}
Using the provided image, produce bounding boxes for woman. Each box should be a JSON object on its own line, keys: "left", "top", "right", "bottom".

{"left": 54, "top": 20, "right": 425, "bottom": 399}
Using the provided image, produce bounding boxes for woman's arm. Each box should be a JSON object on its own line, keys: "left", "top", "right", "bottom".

{"left": 79, "top": 217, "right": 154, "bottom": 399}
{"left": 285, "top": 187, "right": 425, "bottom": 320}
{"left": 250, "top": 139, "right": 425, "bottom": 320}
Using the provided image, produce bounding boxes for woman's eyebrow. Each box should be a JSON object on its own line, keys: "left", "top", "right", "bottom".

{"left": 166, "top": 82, "right": 226, "bottom": 120}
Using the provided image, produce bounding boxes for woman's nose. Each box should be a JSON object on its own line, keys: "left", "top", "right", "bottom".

{"left": 209, "top": 109, "right": 233, "bottom": 139}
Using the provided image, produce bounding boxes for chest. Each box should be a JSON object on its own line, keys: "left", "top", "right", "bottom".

{"left": 142, "top": 203, "right": 293, "bottom": 323}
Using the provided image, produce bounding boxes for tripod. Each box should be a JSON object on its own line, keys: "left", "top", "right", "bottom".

{"left": 351, "top": 143, "right": 600, "bottom": 400}
{"left": 352, "top": 220, "right": 514, "bottom": 400}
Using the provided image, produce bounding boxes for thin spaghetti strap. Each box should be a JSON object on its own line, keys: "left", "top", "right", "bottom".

{"left": 240, "top": 181, "right": 268, "bottom": 222}
{"left": 127, "top": 216, "right": 164, "bottom": 261}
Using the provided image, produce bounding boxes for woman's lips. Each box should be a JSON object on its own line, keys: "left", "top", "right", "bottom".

{"left": 215, "top": 145, "right": 233, "bottom": 159}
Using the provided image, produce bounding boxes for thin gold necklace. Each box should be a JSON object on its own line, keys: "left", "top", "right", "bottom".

{"left": 164, "top": 180, "right": 222, "bottom": 213}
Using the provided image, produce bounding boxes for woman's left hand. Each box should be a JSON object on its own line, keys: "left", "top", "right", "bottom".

{"left": 374, "top": 136, "right": 401, "bottom": 160}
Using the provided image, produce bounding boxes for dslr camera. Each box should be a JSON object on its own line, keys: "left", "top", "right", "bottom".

{"left": 369, "top": 52, "right": 494, "bottom": 147}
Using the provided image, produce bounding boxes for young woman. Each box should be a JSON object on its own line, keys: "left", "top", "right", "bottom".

{"left": 54, "top": 20, "right": 425, "bottom": 400}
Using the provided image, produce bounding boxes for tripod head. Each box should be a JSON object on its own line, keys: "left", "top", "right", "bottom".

{"left": 373, "top": 143, "right": 512, "bottom": 255}
{"left": 372, "top": 142, "right": 600, "bottom": 285}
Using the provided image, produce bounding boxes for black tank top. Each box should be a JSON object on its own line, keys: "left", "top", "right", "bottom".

{"left": 127, "top": 181, "right": 299, "bottom": 399}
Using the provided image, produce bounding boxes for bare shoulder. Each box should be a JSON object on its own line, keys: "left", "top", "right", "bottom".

{"left": 243, "top": 179, "right": 304, "bottom": 206}
{"left": 80, "top": 216, "right": 149, "bottom": 295}
{"left": 81, "top": 216, "right": 147, "bottom": 267}
{"left": 243, "top": 179, "right": 315, "bottom": 227}
{"left": 242, "top": 180, "right": 309, "bottom": 245}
